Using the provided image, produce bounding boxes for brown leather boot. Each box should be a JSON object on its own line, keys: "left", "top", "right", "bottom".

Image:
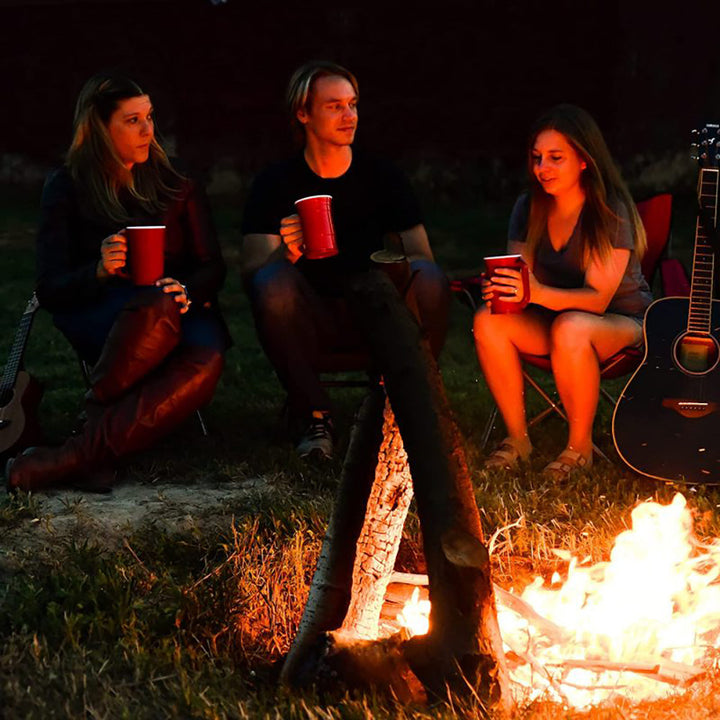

{"left": 89, "top": 289, "right": 182, "bottom": 404}
{"left": 7, "top": 346, "right": 223, "bottom": 493}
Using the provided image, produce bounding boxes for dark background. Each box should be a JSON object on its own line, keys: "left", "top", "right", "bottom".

{"left": 1, "top": 0, "right": 717, "bottom": 197}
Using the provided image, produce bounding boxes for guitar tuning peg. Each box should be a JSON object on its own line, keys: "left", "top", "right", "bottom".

{"left": 702, "top": 127, "right": 709, "bottom": 134}
{"left": 692, "top": 128, "right": 699, "bottom": 135}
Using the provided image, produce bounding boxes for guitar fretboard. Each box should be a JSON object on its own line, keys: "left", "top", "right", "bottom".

{"left": 688, "top": 168, "right": 718, "bottom": 335}
{"left": 0, "top": 310, "right": 34, "bottom": 395}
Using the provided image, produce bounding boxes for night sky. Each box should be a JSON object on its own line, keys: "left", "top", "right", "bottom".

{"left": 1, "top": 0, "right": 717, "bottom": 187}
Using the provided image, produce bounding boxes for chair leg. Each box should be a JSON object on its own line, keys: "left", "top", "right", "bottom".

{"left": 524, "top": 370, "right": 611, "bottom": 463}
{"left": 480, "top": 404, "right": 498, "bottom": 449}
{"left": 196, "top": 409, "right": 209, "bottom": 437}
{"left": 524, "top": 372, "right": 568, "bottom": 424}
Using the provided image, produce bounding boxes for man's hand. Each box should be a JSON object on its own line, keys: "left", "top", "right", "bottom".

{"left": 280, "top": 214, "right": 304, "bottom": 263}
{"left": 97, "top": 232, "right": 128, "bottom": 279}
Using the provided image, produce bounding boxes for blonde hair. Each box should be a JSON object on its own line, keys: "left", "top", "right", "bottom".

{"left": 286, "top": 60, "right": 359, "bottom": 139}
{"left": 66, "top": 72, "right": 182, "bottom": 223}
{"left": 524, "top": 104, "right": 646, "bottom": 265}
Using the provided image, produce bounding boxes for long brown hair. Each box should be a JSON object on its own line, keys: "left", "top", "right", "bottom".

{"left": 66, "top": 72, "right": 182, "bottom": 223}
{"left": 524, "top": 104, "right": 646, "bottom": 265}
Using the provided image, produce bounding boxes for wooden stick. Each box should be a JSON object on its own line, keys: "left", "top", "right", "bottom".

{"left": 544, "top": 657, "right": 704, "bottom": 687}
{"left": 387, "top": 573, "right": 571, "bottom": 645}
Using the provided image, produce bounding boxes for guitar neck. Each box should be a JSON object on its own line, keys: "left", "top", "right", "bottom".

{"left": 688, "top": 167, "right": 719, "bottom": 335}
{"left": 0, "top": 309, "right": 36, "bottom": 395}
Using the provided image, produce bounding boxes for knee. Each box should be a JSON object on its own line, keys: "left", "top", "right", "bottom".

{"left": 550, "top": 312, "right": 593, "bottom": 353}
{"left": 128, "top": 287, "right": 182, "bottom": 330}
{"left": 248, "top": 262, "right": 303, "bottom": 319}
{"left": 473, "top": 305, "right": 504, "bottom": 348}
{"left": 409, "top": 259, "right": 450, "bottom": 303}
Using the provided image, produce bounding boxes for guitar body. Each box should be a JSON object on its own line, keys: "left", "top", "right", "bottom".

{"left": 0, "top": 370, "right": 44, "bottom": 463}
{"left": 612, "top": 296, "right": 720, "bottom": 483}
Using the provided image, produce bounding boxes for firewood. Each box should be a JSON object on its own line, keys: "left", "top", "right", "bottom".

{"left": 545, "top": 657, "right": 705, "bottom": 687}
{"left": 340, "top": 403, "right": 413, "bottom": 640}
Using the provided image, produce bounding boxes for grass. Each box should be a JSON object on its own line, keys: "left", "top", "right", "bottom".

{"left": 2, "top": 184, "right": 720, "bottom": 718}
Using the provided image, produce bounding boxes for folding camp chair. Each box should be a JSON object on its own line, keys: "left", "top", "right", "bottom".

{"left": 451, "top": 193, "right": 688, "bottom": 462}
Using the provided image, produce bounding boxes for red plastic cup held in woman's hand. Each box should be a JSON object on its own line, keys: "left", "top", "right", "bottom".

{"left": 126, "top": 225, "right": 166, "bottom": 285}
{"left": 484, "top": 254, "right": 530, "bottom": 314}
{"left": 294, "top": 195, "right": 338, "bottom": 259}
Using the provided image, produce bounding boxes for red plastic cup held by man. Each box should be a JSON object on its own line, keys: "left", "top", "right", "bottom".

{"left": 294, "top": 195, "right": 338, "bottom": 259}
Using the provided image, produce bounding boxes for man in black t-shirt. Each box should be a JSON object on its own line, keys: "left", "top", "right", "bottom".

{"left": 241, "top": 60, "right": 449, "bottom": 460}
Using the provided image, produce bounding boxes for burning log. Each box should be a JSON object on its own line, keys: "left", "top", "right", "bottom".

{"left": 339, "top": 402, "right": 414, "bottom": 640}
{"left": 281, "top": 270, "right": 513, "bottom": 716}
{"left": 280, "top": 387, "right": 385, "bottom": 686}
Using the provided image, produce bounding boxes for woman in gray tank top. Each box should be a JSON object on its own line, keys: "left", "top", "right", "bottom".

{"left": 473, "top": 104, "right": 651, "bottom": 480}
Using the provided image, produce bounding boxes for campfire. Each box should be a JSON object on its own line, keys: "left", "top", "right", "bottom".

{"left": 393, "top": 493, "right": 718, "bottom": 708}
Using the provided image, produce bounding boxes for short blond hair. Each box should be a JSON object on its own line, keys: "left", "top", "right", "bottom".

{"left": 286, "top": 60, "right": 359, "bottom": 134}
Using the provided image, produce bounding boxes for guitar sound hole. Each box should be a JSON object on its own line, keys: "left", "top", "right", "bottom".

{"left": 673, "top": 333, "right": 720, "bottom": 375}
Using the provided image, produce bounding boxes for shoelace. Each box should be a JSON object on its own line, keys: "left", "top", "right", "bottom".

{"left": 305, "top": 419, "right": 332, "bottom": 440}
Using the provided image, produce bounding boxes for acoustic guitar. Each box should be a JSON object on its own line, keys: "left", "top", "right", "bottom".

{"left": 0, "top": 294, "right": 43, "bottom": 462}
{"left": 612, "top": 123, "right": 720, "bottom": 483}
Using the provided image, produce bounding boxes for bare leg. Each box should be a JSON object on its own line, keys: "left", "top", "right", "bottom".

{"left": 473, "top": 305, "right": 553, "bottom": 457}
{"left": 550, "top": 311, "right": 642, "bottom": 462}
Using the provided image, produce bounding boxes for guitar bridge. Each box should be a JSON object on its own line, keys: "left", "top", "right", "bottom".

{"left": 662, "top": 399, "right": 718, "bottom": 418}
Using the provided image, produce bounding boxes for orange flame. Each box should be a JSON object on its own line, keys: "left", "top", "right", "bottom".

{"left": 398, "top": 493, "right": 719, "bottom": 707}
{"left": 397, "top": 586, "right": 431, "bottom": 637}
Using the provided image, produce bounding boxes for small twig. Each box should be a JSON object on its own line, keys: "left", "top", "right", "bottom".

{"left": 504, "top": 636, "right": 569, "bottom": 704}
{"left": 389, "top": 571, "right": 428, "bottom": 586}
{"left": 122, "top": 539, "right": 155, "bottom": 580}
{"left": 488, "top": 515, "right": 525, "bottom": 556}
{"left": 493, "top": 585, "right": 572, "bottom": 644}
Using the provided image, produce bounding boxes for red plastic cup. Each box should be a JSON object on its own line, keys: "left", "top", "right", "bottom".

{"left": 294, "top": 195, "right": 338, "bottom": 259}
{"left": 484, "top": 254, "right": 530, "bottom": 314}
{"left": 126, "top": 225, "right": 165, "bottom": 286}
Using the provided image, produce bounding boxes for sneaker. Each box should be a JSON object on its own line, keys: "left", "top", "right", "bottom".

{"left": 296, "top": 411, "right": 334, "bottom": 461}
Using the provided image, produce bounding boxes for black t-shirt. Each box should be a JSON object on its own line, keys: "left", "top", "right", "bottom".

{"left": 241, "top": 150, "right": 422, "bottom": 294}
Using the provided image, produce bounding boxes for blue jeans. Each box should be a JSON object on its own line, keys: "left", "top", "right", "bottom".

{"left": 246, "top": 259, "right": 450, "bottom": 421}
{"left": 53, "top": 285, "right": 227, "bottom": 365}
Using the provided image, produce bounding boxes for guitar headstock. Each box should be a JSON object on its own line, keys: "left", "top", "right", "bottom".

{"left": 691, "top": 123, "right": 720, "bottom": 167}
{"left": 25, "top": 293, "right": 39, "bottom": 315}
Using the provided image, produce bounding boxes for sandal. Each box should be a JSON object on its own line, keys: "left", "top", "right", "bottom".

{"left": 484, "top": 438, "right": 529, "bottom": 470}
{"left": 543, "top": 449, "right": 591, "bottom": 481}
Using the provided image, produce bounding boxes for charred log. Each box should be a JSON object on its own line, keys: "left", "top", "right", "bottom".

{"left": 340, "top": 401, "right": 414, "bottom": 640}
{"left": 282, "top": 270, "right": 513, "bottom": 716}
{"left": 281, "top": 386, "right": 385, "bottom": 685}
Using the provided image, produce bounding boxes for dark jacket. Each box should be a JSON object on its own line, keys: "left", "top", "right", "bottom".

{"left": 36, "top": 165, "right": 226, "bottom": 313}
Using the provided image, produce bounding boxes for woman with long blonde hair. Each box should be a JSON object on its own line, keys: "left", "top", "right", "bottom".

{"left": 6, "top": 72, "right": 229, "bottom": 492}
{"left": 474, "top": 104, "right": 651, "bottom": 479}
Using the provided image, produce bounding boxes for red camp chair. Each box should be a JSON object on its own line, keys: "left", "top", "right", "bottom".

{"left": 452, "top": 193, "right": 687, "bottom": 461}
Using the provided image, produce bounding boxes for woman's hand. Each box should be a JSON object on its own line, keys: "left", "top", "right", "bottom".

{"left": 279, "top": 214, "right": 304, "bottom": 263}
{"left": 481, "top": 267, "right": 528, "bottom": 306}
{"left": 156, "top": 277, "right": 192, "bottom": 314}
{"left": 97, "top": 232, "right": 128, "bottom": 279}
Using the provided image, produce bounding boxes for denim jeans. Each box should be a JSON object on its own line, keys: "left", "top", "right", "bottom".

{"left": 53, "top": 285, "right": 227, "bottom": 365}
{"left": 246, "top": 259, "right": 450, "bottom": 422}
